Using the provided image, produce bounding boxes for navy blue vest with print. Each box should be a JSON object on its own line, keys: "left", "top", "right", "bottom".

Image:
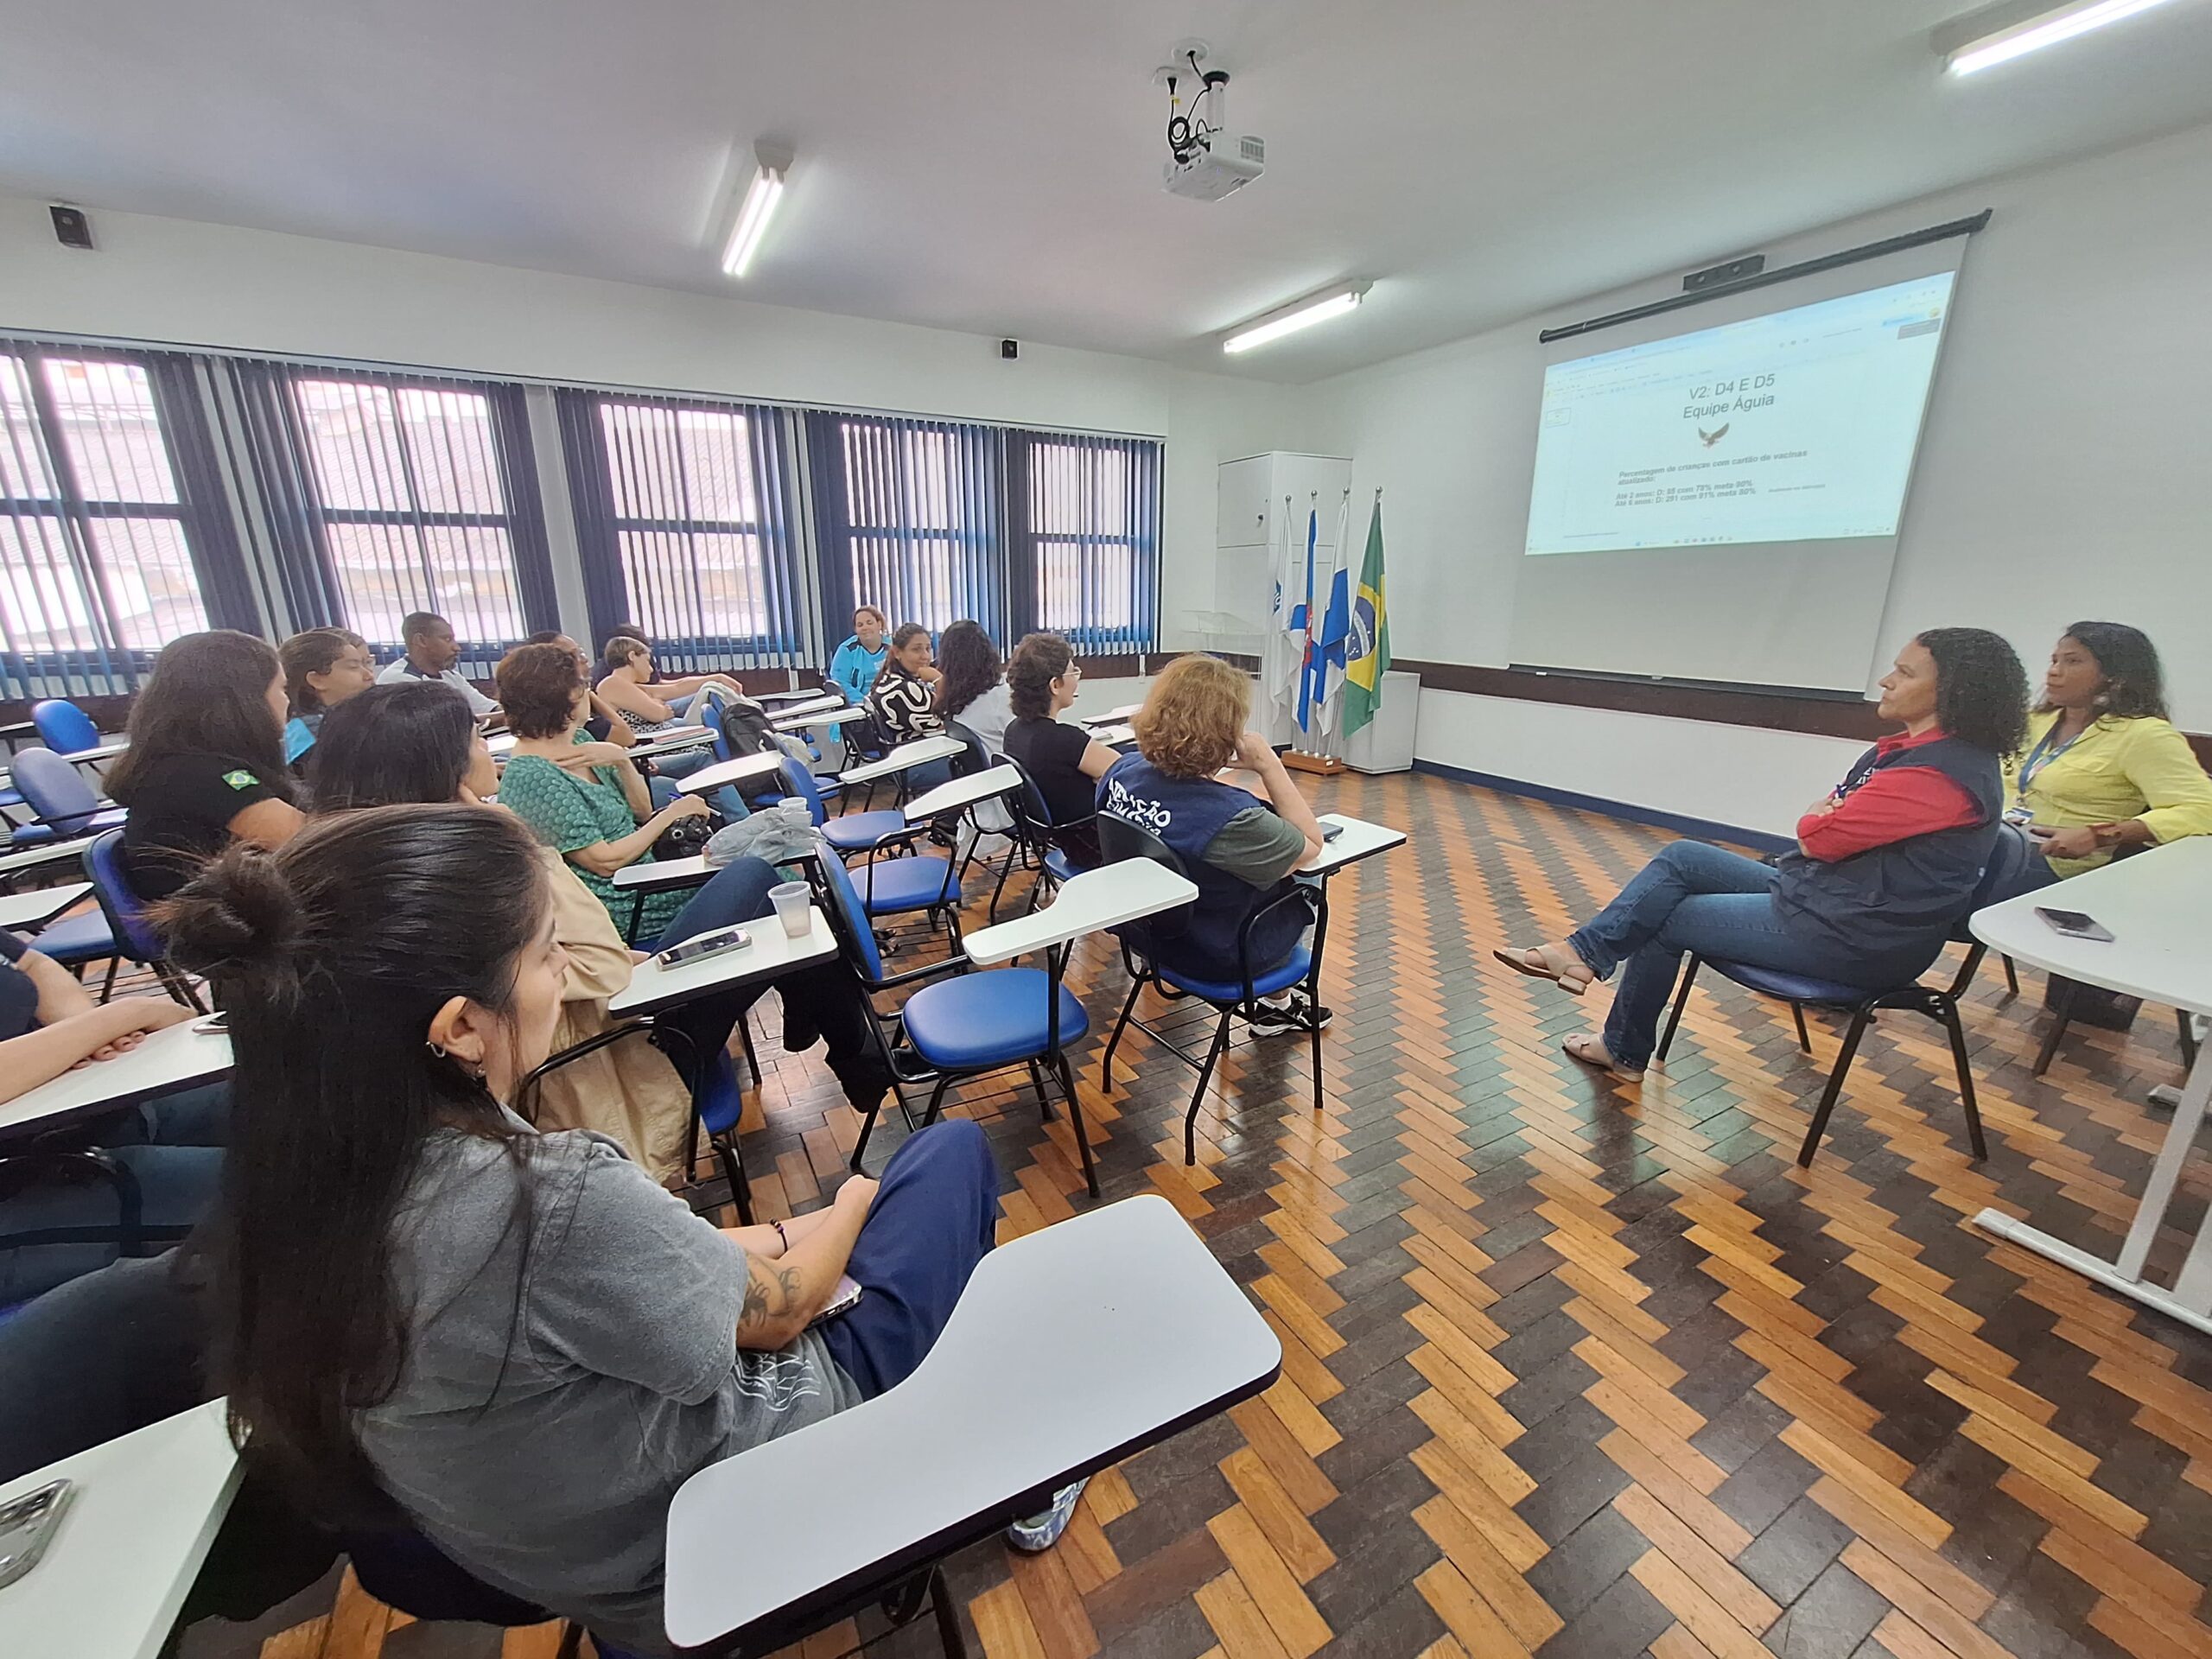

{"left": 1097, "top": 754, "right": 1304, "bottom": 981}
{"left": 1770, "top": 734, "right": 2003, "bottom": 979}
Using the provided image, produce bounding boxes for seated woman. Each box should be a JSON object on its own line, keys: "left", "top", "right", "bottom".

{"left": 163, "top": 806, "right": 1079, "bottom": 1654}
{"left": 935, "top": 620, "right": 1013, "bottom": 753}
{"left": 597, "top": 630, "right": 746, "bottom": 719}
{"left": 828, "top": 605, "right": 891, "bottom": 705}
{"left": 1097, "top": 654, "right": 1330, "bottom": 1036}
{"left": 0, "top": 931, "right": 223, "bottom": 1302}
{"left": 1498, "top": 629, "right": 2028, "bottom": 1082}
{"left": 2008, "top": 621, "right": 2212, "bottom": 880}
{"left": 595, "top": 637, "right": 742, "bottom": 788}
{"left": 523, "top": 630, "right": 637, "bottom": 748}
{"left": 1003, "top": 632, "right": 1120, "bottom": 869}
{"left": 109, "top": 630, "right": 308, "bottom": 902}
{"left": 276, "top": 627, "right": 374, "bottom": 769}
{"left": 862, "top": 623, "right": 954, "bottom": 792}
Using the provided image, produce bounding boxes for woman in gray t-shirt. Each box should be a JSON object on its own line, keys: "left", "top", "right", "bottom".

{"left": 159, "top": 803, "right": 1022, "bottom": 1656}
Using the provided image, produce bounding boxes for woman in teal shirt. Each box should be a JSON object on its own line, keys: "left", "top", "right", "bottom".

{"left": 828, "top": 605, "right": 890, "bottom": 704}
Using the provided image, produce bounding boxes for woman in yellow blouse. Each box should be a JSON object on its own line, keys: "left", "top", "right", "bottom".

{"left": 2008, "top": 622, "right": 2212, "bottom": 880}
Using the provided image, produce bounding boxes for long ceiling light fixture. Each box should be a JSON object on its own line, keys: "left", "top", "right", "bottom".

{"left": 1222, "top": 282, "right": 1372, "bottom": 354}
{"left": 1938, "top": 0, "right": 2184, "bottom": 76}
{"left": 721, "top": 141, "right": 792, "bottom": 278}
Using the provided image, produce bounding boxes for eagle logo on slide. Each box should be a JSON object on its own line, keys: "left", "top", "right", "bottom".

{"left": 1697, "top": 423, "right": 1730, "bottom": 448}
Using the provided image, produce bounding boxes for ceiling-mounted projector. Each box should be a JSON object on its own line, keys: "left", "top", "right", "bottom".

{"left": 1156, "top": 41, "right": 1264, "bottom": 201}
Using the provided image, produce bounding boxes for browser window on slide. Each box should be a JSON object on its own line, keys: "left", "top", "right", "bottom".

{"left": 1524, "top": 272, "right": 1955, "bottom": 556}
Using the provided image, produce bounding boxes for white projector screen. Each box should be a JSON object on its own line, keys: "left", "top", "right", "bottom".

{"left": 1509, "top": 238, "right": 1969, "bottom": 693}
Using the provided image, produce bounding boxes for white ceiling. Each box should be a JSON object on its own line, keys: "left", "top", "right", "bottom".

{"left": 5, "top": 0, "right": 2212, "bottom": 383}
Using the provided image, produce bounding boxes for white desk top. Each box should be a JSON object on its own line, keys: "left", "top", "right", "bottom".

{"left": 773, "top": 703, "right": 868, "bottom": 733}
{"left": 63, "top": 741, "right": 130, "bottom": 766}
{"left": 0, "top": 1020, "right": 233, "bottom": 1141}
{"left": 1090, "top": 723, "right": 1135, "bottom": 747}
{"left": 676, "top": 749, "right": 787, "bottom": 796}
{"left": 1972, "top": 836, "right": 2212, "bottom": 1015}
{"left": 612, "top": 852, "right": 715, "bottom": 893}
{"left": 839, "top": 734, "right": 963, "bottom": 785}
{"left": 1081, "top": 703, "right": 1143, "bottom": 727}
{"left": 485, "top": 730, "right": 518, "bottom": 756}
{"left": 631, "top": 726, "right": 717, "bottom": 760}
{"left": 963, "top": 859, "right": 1198, "bottom": 966}
{"left": 902, "top": 765, "right": 1020, "bottom": 824}
{"left": 756, "top": 686, "right": 830, "bottom": 705}
{"left": 664, "top": 1194, "right": 1279, "bottom": 1651}
{"left": 0, "top": 880, "right": 93, "bottom": 933}
{"left": 0, "top": 841, "right": 87, "bottom": 880}
{"left": 1301, "top": 812, "right": 1409, "bottom": 876}
{"left": 609, "top": 908, "right": 839, "bottom": 1018}
{"left": 766, "top": 694, "right": 844, "bottom": 725}
{"left": 0, "top": 1399, "right": 242, "bottom": 1659}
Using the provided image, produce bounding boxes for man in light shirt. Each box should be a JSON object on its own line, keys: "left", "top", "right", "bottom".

{"left": 377, "top": 611, "right": 499, "bottom": 721}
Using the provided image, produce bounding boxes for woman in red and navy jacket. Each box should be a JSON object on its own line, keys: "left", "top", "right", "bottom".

{"left": 1497, "top": 628, "right": 2028, "bottom": 1081}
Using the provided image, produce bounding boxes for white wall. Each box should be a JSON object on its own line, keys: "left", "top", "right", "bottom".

{"left": 1304, "top": 122, "right": 2212, "bottom": 837}
{"left": 0, "top": 194, "right": 1292, "bottom": 655}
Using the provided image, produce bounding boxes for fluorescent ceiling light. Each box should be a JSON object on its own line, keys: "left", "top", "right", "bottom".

{"left": 721, "top": 143, "right": 791, "bottom": 278}
{"left": 1223, "top": 283, "right": 1371, "bottom": 354}
{"left": 1939, "top": 0, "right": 2183, "bottom": 75}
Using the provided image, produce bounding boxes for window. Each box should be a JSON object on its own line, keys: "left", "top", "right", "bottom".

{"left": 0, "top": 342, "right": 247, "bottom": 695}
{"left": 557, "top": 391, "right": 808, "bottom": 670}
{"left": 283, "top": 373, "right": 540, "bottom": 653}
{"left": 1017, "top": 434, "right": 1160, "bottom": 651}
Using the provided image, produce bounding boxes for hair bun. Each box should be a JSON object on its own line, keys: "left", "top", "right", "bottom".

{"left": 161, "top": 847, "right": 303, "bottom": 987}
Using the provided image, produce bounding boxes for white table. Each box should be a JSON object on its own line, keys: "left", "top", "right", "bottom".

{"left": 963, "top": 859, "right": 1198, "bottom": 967}
{"left": 676, "top": 749, "right": 787, "bottom": 797}
{"left": 610, "top": 907, "right": 839, "bottom": 1018}
{"left": 839, "top": 734, "right": 963, "bottom": 786}
{"left": 613, "top": 852, "right": 715, "bottom": 894}
{"left": 1080, "top": 702, "right": 1143, "bottom": 727}
{"left": 774, "top": 702, "right": 868, "bottom": 734}
{"left": 1970, "top": 837, "right": 2212, "bottom": 1336}
{"left": 0, "top": 842, "right": 88, "bottom": 882}
{"left": 0, "top": 1400, "right": 242, "bottom": 1659}
{"left": 0, "top": 1020, "right": 233, "bottom": 1141}
{"left": 664, "top": 1194, "right": 1280, "bottom": 1654}
{"left": 766, "top": 694, "right": 845, "bottom": 726}
{"left": 62, "top": 741, "right": 130, "bottom": 767}
{"left": 630, "top": 726, "right": 717, "bottom": 760}
{"left": 1089, "top": 723, "right": 1136, "bottom": 748}
{"left": 485, "top": 730, "right": 518, "bottom": 757}
{"left": 1301, "top": 812, "right": 1409, "bottom": 876}
{"left": 901, "top": 765, "right": 1020, "bottom": 825}
{"left": 0, "top": 880, "right": 93, "bottom": 933}
{"left": 756, "top": 686, "right": 832, "bottom": 706}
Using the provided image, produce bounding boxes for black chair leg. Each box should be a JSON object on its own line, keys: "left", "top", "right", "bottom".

{"left": 1307, "top": 982, "right": 1325, "bottom": 1116}
{"left": 153, "top": 961, "right": 207, "bottom": 1013}
{"left": 1797, "top": 1003, "right": 1876, "bottom": 1167}
{"left": 737, "top": 1016, "right": 762, "bottom": 1090}
{"left": 929, "top": 1563, "right": 970, "bottom": 1659}
{"left": 1101, "top": 977, "right": 1146, "bottom": 1089}
{"left": 1935, "top": 995, "right": 1988, "bottom": 1161}
{"left": 556, "top": 1622, "right": 584, "bottom": 1659}
{"left": 987, "top": 846, "right": 1017, "bottom": 923}
{"left": 2179, "top": 1007, "right": 2200, "bottom": 1071}
{"left": 1053, "top": 1053, "right": 1098, "bottom": 1199}
{"left": 713, "top": 1135, "right": 756, "bottom": 1226}
{"left": 920, "top": 1071, "right": 956, "bottom": 1129}
{"left": 2032, "top": 977, "right": 2076, "bottom": 1077}
{"left": 99, "top": 955, "right": 119, "bottom": 1003}
{"left": 2002, "top": 954, "right": 2018, "bottom": 996}
{"left": 1027, "top": 1058, "right": 1057, "bottom": 1121}
{"left": 1943, "top": 943, "right": 1986, "bottom": 1002}
{"left": 1790, "top": 1002, "right": 1813, "bottom": 1054}
{"left": 1656, "top": 957, "right": 1702, "bottom": 1062}
{"left": 1184, "top": 1009, "right": 1236, "bottom": 1166}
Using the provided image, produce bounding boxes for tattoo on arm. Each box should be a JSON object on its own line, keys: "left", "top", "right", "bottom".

{"left": 737, "top": 1260, "right": 804, "bottom": 1341}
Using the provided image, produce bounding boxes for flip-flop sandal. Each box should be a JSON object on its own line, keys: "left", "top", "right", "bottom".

{"left": 1562, "top": 1032, "right": 1643, "bottom": 1084}
{"left": 1491, "top": 945, "right": 1592, "bottom": 997}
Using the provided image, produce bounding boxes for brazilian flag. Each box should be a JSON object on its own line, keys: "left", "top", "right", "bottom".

{"left": 1342, "top": 501, "right": 1390, "bottom": 736}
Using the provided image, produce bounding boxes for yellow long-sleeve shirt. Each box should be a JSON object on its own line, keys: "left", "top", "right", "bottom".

{"left": 2004, "top": 709, "right": 2212, "bottom": 877}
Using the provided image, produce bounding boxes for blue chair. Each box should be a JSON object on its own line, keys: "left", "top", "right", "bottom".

{"left": 10, "top": 749, "right": 126, "bottom": 842}
{"left": 777, "top": 759, "right": 908, "bottom": 857}
{"left": 83, "top": 828, "right": 204, "bottom": 1010}
{"left": 1655, "top": 826, "right": 2040, "bottom": 1167}
{"left": 30, "top": 699, "right": 100, "bottom": 756}
{"left": 816, "top": 844, "right": 1096, "bottom": 1193}
{"left": 1094, "top": 816, "right": 1329, "bottom": 1168}
{"left": 989, "top": 750, "right": 1084, "bottom": 922}
{"left": 340, "top": 1526, "right": 645, "bottom": 1659}
{"left": 25, "top": 881, "right": 121, "bottom": 992}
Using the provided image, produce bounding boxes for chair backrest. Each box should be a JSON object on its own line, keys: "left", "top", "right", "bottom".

{"left": 31, "top": 700, "right": 99, "bottom": 755}
{"left": 10, "top": 748, "right": 101, "bottom": 830}
{"left": 999, "top": 750, "right": 1058, "bottom": 849}
{"left": 1094, "top": 814, "right": 1194, "bottom": 944}
{"left": 84, "top": 828, "right": 165, "bottom": 962}
{"left": 776, "top": 759, "right": 829, "bottom": 826}
{"left": 943, "top": 718, "right": 991, "bottom": 779}
{"left": 1948, "top": 821, "right": 2040, "bottom": 943}
{"left": 813, "top": 843, "right": 887, "bottom": 984}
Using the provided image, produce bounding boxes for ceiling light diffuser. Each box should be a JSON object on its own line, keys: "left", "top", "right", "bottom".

{"left": 1222, "top": 283, "right": 1371, "bottom": 354}
{"left": 1939, "top": 0, "right": 2183, "bottom": 75}
{"left": 721, "top": 143, "right": 791, "bottom": 278}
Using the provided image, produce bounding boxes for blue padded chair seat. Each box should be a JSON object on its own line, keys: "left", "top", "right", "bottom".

{"left": 31, "top": 909, "right": 117, "bottom": 965}
{"left": 853, "top": 854, "right": 959, "bottom": 913}
{"left": 823, "top": 810, "right": 912, "bottom": 852}
{"left": 1156, "top": 946, "right": 1313, "bottom": 1006}
{"left": 902, "top": 969, "right": 1090, "bottom": 1071}
{"left": 8, "top": 823, "right": 57, "bottom": 846}
{"left": 1042, "top": 847, "right": 1077, "bottom": 882}
{"left": 1707, "top": 958, "right": 1888, "bottom": 1007}
{"left": 697, "top": 1048, "right": 745, "bottom": 1138}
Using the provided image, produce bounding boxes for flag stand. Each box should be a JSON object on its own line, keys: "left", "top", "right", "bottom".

{"left": 1282, "top": 749, "right": 1346, "bottom": 775}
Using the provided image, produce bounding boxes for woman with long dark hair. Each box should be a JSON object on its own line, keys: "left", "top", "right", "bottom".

{"left": 934, "top": 619, "right": 1012, "bottom": 752}
{"left": 162, "top": 806, "right": 1041, "bottom": 1652}
{"left": 276, "top": 626, "right": 374, "bottom": 768}
{"left": 1497, "top": 628, "right": 2029, "bottom": 1082}
{"left": 109, "top": 630, "right": 306, "bottom": 901}
{"left": 2008, "top": 621, "right": 2212, "bottom": 880}
{"left": 862, "top": 623, "right": 955, "bottom": 793}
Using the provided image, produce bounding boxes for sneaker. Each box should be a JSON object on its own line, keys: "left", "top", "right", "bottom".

{"left": 1245, "top": 992, "right": 1332, "bottom": 1038}
{"left": 1007, "top": 1478, "right": 1089, "bottom": 1552}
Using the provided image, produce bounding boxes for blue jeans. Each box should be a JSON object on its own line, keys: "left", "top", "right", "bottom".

{"left": 817, "top": 1120, "right": 999, "bottom": 1397}
{"left": 646, "top": 768, "right": 747, "bottom": 822}
{"left": 1567, "top": 841, "right": 1890, "bottom": 1070}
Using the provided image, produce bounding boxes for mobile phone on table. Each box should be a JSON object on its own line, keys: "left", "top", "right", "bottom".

{"left": 1322, "top": 822, "right": 1345, "bottom": 842}
{"left": 0, "top": 1479, "right": 73, "bottom": 1590}
{"left": 654, "top": 926, "right": 751, "bottom": 969}
{"left": 2034, "top": 907, "right": 2114, "bottom": 943}
{"left": 193, "top": 1011, "right": 229, "bottom": 1035}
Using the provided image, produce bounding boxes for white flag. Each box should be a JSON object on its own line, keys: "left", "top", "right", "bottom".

{"left": 1262, "top": 493, "right": 1303, "bottom": 712}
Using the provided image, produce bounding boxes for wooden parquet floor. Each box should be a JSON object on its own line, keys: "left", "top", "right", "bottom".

{"left": 191, "top": 772, "right": 2212, "bottom": 1659}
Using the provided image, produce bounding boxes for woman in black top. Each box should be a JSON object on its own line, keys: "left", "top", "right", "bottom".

{"left": 109, "top": 631, "right": 307, "bottom": 902}
{"left": 1002, "top": 633, "right": 1120, "bottom": 868}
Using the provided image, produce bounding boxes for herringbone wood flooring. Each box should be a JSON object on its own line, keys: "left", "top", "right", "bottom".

{"left": 194, "top": 772, "right": 2212, "bottom": 1659}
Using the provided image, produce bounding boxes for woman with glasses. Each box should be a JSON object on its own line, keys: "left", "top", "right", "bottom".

{"left": 1003, "top": 633, "right": 1118, "bottom": 868}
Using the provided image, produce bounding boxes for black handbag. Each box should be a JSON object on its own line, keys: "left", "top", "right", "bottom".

{"left": 652, "top": 812, "right": 715, "bottom": 862}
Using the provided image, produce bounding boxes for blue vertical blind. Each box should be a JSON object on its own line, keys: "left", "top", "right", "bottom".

{"left": 0, "top": 339, "right": 246, "bottom": 696}
{"left": 811, "top": 413, "right": 1007, "bottom": 641}
{"left": 1019, "top": 433, "right": 1160, "bottom": 652}
{"left": 557, "top": 391, "right": 808, "bottom": 671}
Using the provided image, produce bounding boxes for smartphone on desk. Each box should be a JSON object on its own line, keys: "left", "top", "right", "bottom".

{"left": 654, "top": 926, "right": 752, "bottom": 969}
{"left": 1322, "top": 822, "right": 1345, "bottom": 842}
{"left": 2035, "top": 907, "right": 2115, "bottom": 944}
{"left": 193, "top": 1010, "right": 229, "bottom": 1035}
{"left": 0, "top": 1479, "right": 73, "bottom": 1590}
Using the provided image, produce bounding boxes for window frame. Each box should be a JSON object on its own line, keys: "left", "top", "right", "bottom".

{"left": 1007, "top": 430, "right": 1161, "bottom": 653}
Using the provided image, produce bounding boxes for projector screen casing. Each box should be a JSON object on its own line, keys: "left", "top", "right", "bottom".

{"left": 1509, "top": 238, "right": 1968, "bottom": 696}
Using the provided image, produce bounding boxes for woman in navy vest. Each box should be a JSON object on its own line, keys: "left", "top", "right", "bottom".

{"left": 1098, "top": 654, "right": 1332, "bottom": 1035}
{"left": 1497, "top": 629, "right": 2027, "bottom": 1082}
